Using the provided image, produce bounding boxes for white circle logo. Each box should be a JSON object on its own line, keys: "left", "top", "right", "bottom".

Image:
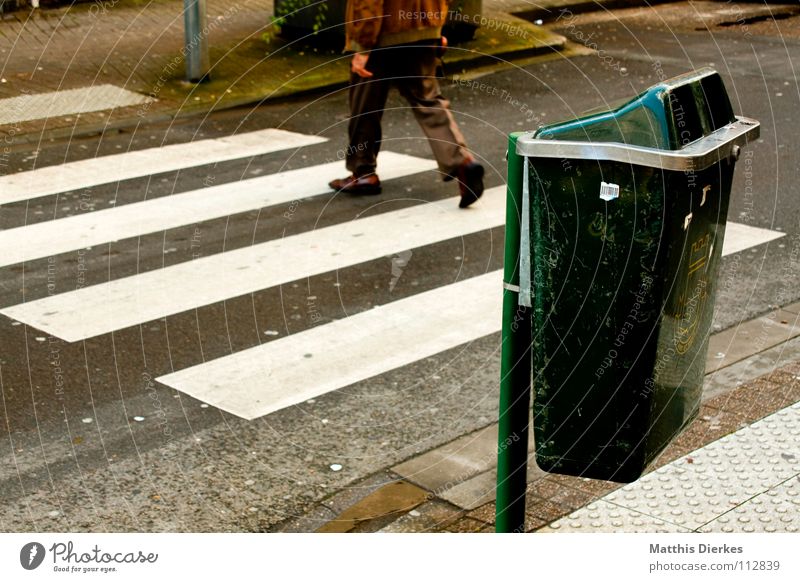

{"left": 20, "top": 542, "right": 46, "bottom": 570}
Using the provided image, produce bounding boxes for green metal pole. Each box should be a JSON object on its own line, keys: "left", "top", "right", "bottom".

{"left": 184, "top": 0, "right": 210, "bottom": 83}
{"left": 496, "top": 133, "right": 532, "bottom": 533}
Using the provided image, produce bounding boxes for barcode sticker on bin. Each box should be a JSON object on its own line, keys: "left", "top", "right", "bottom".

{"left": 599, "top": 182, "right": 620, "bottom": 201}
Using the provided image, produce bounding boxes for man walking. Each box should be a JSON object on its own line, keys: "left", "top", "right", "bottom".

{"left": 329, "top": 0, "right": 485, "bottom": 208}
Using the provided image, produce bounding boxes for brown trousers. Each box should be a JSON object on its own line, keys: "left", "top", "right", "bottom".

{"left": 346, "top": 42, "right": 470, "bottom": 178}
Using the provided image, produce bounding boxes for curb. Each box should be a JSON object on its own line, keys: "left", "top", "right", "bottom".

{"left": 298, "top": 301, "right": 800, "bottom": 533}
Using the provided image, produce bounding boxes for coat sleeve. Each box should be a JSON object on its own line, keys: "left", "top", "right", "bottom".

{"left": 345, "top": 0, "right": 385, "bottom": 51}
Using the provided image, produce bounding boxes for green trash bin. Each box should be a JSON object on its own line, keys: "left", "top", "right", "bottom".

{"left": 513, "top": 68, "right": 759, "bottom": 483}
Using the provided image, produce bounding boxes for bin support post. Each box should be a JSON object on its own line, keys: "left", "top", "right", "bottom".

{"left": 496, "top": 133, "right": 532, "bottom": 533}
{"left": 184, "top": 0, "right": 210, "bottom": 83}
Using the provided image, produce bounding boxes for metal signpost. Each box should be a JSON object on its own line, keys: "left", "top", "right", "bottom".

{"left": 184, "top": 0, "right": 210, "bottom": 83}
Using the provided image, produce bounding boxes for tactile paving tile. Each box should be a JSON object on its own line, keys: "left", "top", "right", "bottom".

{"left": 540, "top": 403, "right": 799, "bottom": 532}
{"left": 0, "top": 84, "right": 153, "bottom": 124}
{"left": 700, "top": 476, "right": 800, "bottom": 533}
{"left": 541, "top": 501, "right": 693, "bottom": 533}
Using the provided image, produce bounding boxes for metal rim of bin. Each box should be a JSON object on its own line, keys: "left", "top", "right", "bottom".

{"left": 515, "top": 116, "right": 760, "bottom": 171}
{"left": 514, "top": 115, "right": 761, "bottom": 311}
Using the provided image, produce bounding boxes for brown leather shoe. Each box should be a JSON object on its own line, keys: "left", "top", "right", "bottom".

{"left": 328, "top": 173, "right": 382, "bottom": 195}
{"left": 456, "top": 160, "right": 484, "bottom": 208}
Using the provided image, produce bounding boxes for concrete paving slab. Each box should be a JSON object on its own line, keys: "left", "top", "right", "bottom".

{"left": 784, "top": 302, "right": 800, "bottom": 316}
{"left": 704, "top": 336, "right": 800, "bottom": 401}
{"left": 707, "top": 309, "right": 800, "bottom": 373}
{"left": 0, "top": 84, "right": 153, "bottom": 124}
{"left": 440, "top": 462, "right": 547, "bottom": 510}
{"left": 439, "top": 469, "right": 498, "bottom": 510}
{"left": 392, "top": 424, "right": 500, "bottom": 494}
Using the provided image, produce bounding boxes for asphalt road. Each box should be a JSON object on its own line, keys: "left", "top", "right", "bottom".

{"left": 0, "top": 1, "right": 798, "bottom": 531}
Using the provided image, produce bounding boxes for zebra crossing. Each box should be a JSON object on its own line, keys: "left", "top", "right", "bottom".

{"left": 0, "top": 151, "right": 435, "bottom": 268}
{"left": 0, "top": 127, "right": 787, "bottom": 421}
{"left": 1, "top": 187, "right": 502, "bottom": 341}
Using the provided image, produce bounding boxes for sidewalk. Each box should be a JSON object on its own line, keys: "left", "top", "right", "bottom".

{"left": 0, "top": 0, "right": 693, "bottom": 142}
{"left": 5, "top": 0, "right": 789, "bottom": 143}
{"left": 277, "top": 303, "right": 800, "bottom": 533}
{"left": 0, "top": 0, "right": 582, "bottom": 142}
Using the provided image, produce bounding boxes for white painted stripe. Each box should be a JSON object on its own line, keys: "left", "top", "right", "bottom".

{"left": 157, "top": 271, "right": 503, "bottom": 420}
{"left": 0, "top": 152, "right": 436, "bottom": 268}
{"left": 720, "top": 221, "right": 785, "bottom": 257}
{"left": 0, "top": 187, "right": 507, "bottom": 342}
{"left": 0, "top": 128, "right": 327, "bottom": 205}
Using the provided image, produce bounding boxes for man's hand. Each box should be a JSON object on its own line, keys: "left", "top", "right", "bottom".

{"left": 436, "top": 36, "right": 448, "bottom": 57}
{"left": 351, "top": 52, "right": 373, "bottom": 78}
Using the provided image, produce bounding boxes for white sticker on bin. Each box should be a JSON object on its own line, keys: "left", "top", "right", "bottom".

{"left": 599, "top": 181, "right": 620, "bottom": 201}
